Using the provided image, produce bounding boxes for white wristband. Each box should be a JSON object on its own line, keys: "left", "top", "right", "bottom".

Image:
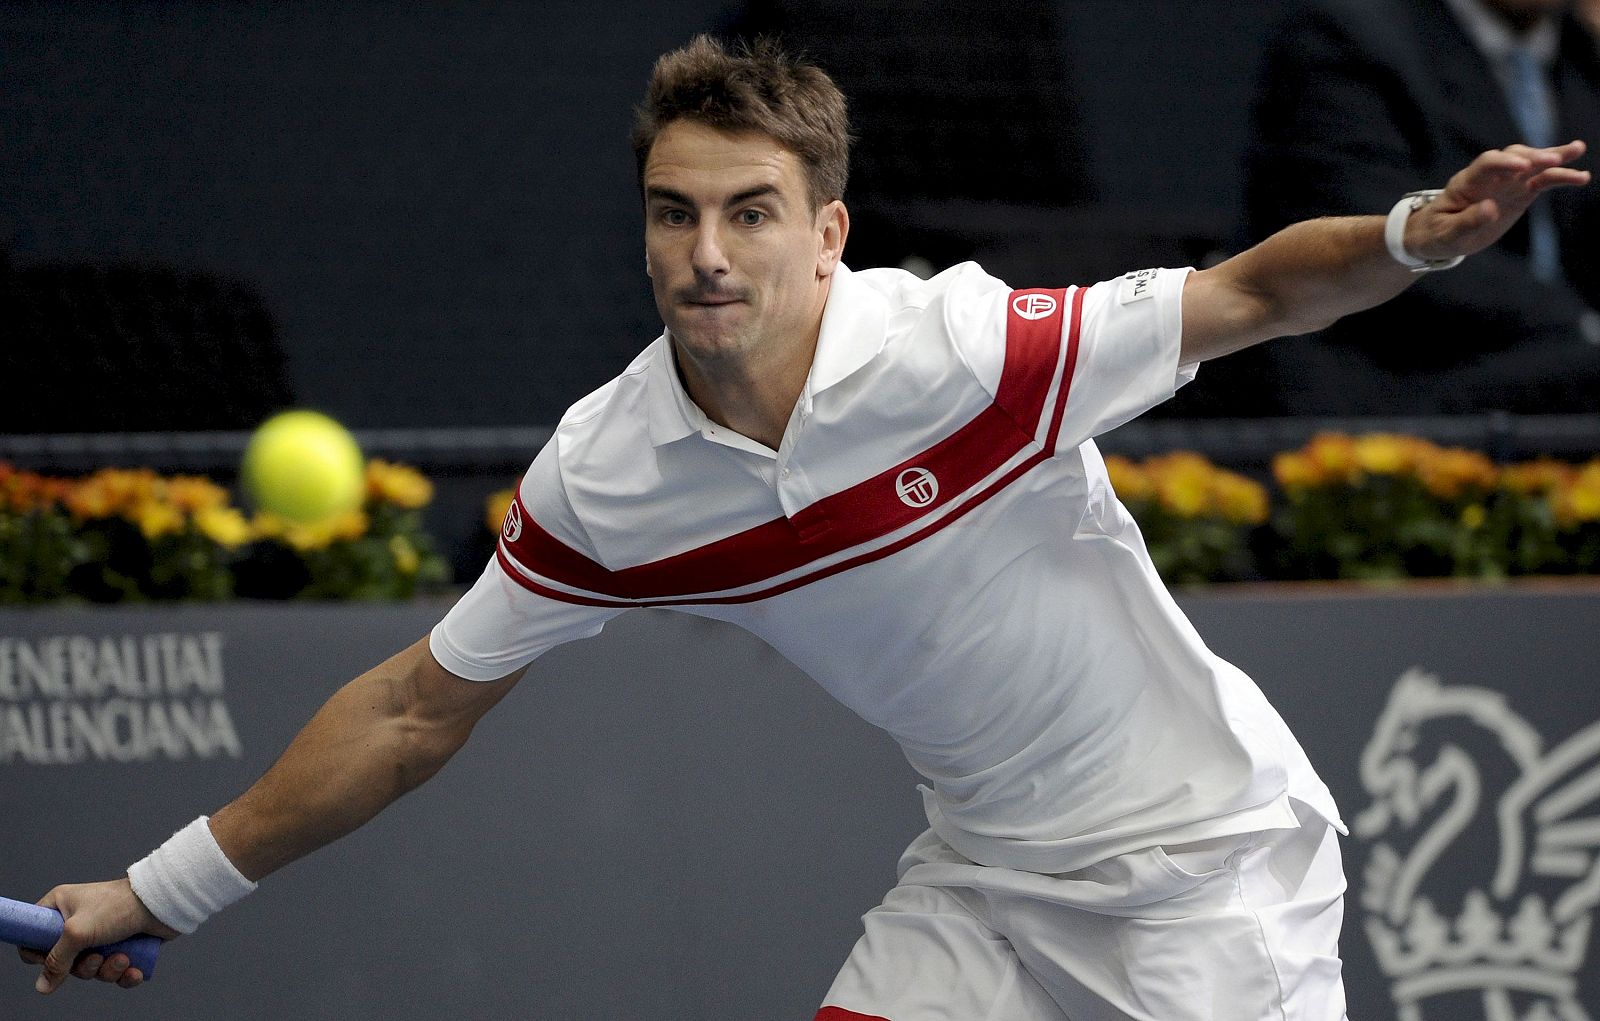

{"left": 127, "top": 816, "right": 257, "bottom": 935}
{"left": 1385, "top": 189, "right": 1464, "bottom": 273}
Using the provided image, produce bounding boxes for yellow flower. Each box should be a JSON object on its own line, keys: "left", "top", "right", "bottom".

{"left": 251, "top": 511, "right": 289, "bottom": 540}
{"left": 282, "top": 518, "right": 338, "bottom": 552}
{"left": 166, "top": 476, "right": 230, "bottom": 515}
{"left": 389, "top": 535, "right": 420, "bottom": 575}
{"left": 134, "top": 500, "right": 185, "bottom": 541}
{"left": 1151, "top": 453, "right": 1213, "bottom": 519}
{"left": 1305, "top": 433, "right": 1359, "bottom": 485}
{"left": 366, "top": 460, "right": 433, "bottom": 509}
{"left": 1272, "top": 452, "right": 1318, "bottom": 490}
{"left": 1213, "top": 471, "right": 1270, "bottom": 526}
{"left": 1499, "top": 458, "right": 1574, "bottom": 496}
{"left": 195, "top": 507, "right": 255, "bottom": 549}
{"left": 101, "top": 469, "right": 163, "bottom": 515}
{"left": 1352, "top": 433, "right": 1418, "bottom": 476}
{"left": 485, "top": 487, "right": 517, "bottom": 534}
{"left": 1418, "top": 447, "right": 1497, "bottom": 500}
{"left": 64, "top": 477, "right": 117, "bottom": 520}
{"left": 329, "top": 509, "right": 369, "bottom": 542}
{"left": 1556, "top": 462, "right": 1600, "bottom": 527}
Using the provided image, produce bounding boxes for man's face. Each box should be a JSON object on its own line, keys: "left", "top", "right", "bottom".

{"left": 642, "top": 120, "right": 845, "bottom": 370}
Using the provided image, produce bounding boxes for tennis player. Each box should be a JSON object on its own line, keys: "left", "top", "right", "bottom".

{"left": 22, "top": 36, "right": 1589, "bottom": 1019}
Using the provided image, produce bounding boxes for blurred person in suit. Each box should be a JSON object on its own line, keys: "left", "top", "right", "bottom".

{"left": 1246, "top": 0, "right": 1600, "bottom": 414}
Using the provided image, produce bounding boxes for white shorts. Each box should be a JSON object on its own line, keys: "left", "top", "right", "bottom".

{"left": 816, "top": 801, "right": 1348, "bottom": 1021}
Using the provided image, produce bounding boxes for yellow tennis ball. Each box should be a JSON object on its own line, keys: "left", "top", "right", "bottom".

{"left": 241, "top": 411, "right": 365, "bottom": 522}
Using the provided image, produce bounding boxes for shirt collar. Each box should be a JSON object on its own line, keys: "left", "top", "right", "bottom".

{"left": 1443, "top": 0, "right": 1560, "bottom": 65}
{"left": 644, "top": 262, "right": 888, "bottom": 448}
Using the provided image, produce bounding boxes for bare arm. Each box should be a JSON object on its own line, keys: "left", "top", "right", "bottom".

{"left": 25, "top": 637, "right": 526, "bottom": 993}
{"left": 1181, "top": 142, "right": 1592, "bottom": 363}
{"left": 210, "top": 637, "right": 524, "bottom": 880}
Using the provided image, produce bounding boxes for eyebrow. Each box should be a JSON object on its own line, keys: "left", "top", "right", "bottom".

{"left": 645, "top": 183, "right": 786, "bottom": 209}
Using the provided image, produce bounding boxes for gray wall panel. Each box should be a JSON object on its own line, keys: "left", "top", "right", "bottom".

{"left": 3, "top": 587, "right": 1597, "bottom": 1019}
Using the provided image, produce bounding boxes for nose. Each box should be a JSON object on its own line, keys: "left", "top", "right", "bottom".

{"left": 691, "top": 222, "right": 731, "bottom": 278}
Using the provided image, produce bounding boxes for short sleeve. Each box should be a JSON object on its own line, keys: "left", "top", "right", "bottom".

{"left": 1055, "top": 267, "right": 1196, "bottom": 448}
{"left": 428, "top": 441, "right": 624, "bottom": 682}
{"left": 942, "top": 264, "right": 1197, "bottom": 454}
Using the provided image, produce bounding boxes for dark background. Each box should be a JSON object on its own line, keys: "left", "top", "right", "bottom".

{"left": 1, "top": 0, "right": 1283, "bottom": 431}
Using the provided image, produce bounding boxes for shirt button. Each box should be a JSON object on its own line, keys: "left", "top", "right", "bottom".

{"left": 782, "top": 468, "right": 792, "bottom": 479}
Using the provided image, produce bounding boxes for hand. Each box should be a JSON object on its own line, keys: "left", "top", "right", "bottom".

{"left": 18, "top": 879, "right": 179, "bottom": 994}
{"left": 1405, "top": 141, "right": 1591, "bottom": 262}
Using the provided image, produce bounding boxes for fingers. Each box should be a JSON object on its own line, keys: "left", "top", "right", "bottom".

{"left": 34, "top": 888, "right": 76, "bottom": 995}
{"left": 30, "top": 881, "right": 159, "bottom": 994}
{"left": 1499, "top": 140, "right": 1587, "bottom": 166}
{"left": 1446, "top": 141, "right": 1590, "bottom": 212}
{"left": 1455, "top": 197, "right": 1501, "bottom": 231}
{"left": 94, "top": 953, "right": 140, "bottom": 987}
{"left": 1528, "top": 166, "right": 1593, "bottom": 193}
{"left": 38, "top": 937, "right": 77, "bottom": 994}
{"left": 71, "top": 952, "right": 104, "bottom": 981}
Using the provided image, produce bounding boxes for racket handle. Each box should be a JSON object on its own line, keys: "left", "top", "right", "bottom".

{"left": 0, "top": 896, "right": 160, "bottom": 979}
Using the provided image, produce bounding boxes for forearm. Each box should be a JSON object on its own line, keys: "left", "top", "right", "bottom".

{"left": 208, "top": 642, "right": 488, "bottom": 881}
{"left": 1183, "top": 215, "right": 1415, "bottom": 361}
{"left": 1184, "top": 142, "right": 1591, "bottom": 362}
{"left": 1241, "top": 215, "right": 1414, "bottom": 338}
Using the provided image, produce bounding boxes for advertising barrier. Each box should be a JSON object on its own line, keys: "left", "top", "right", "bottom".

{"left": 3, "top": 585, "right": 1597, "bottom": 1019}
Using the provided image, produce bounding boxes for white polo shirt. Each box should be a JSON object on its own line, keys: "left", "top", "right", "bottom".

{"left": 431, "top": 262, "right": 1343, "bottom": 874}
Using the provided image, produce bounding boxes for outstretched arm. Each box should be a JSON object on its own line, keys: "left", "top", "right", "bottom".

{"left": 23, "top": 637, "right": 526, "bottom": 993}
{"left": 1181, "top": 142, "right": 1591, "bottom": 363}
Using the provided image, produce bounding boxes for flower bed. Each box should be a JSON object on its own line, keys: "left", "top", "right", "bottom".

{"left": 0, "top": 461, "right": 447, "bottom": 603}
{"left": 1272, "top": 434, "right": 1600, "bottom": 580}
{"left": 6, "top": 433, "right": 1599, "bottom": 603}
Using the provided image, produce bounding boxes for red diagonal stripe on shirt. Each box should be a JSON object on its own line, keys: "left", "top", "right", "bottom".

{"left": 499, "top": 286, "right": 1081, "bottom": 603}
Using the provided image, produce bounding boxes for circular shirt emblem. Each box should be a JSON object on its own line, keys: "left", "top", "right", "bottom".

{"left": 502, "top": 500, "right": 524, "bottom": 543}
{"left": 1011, "top": 293, "right": 1058, "bottom": 320}
{"left": 895, "top": 467, "right": 939, "bottom": 508}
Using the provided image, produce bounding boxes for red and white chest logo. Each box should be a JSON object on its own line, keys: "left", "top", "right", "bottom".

{"left": 895, "top": 467, "right": 939, "bottom": 508}
{"left": 1011, "top": 293, "right": 1058, "bottom": 320}
{"left": 502, "top": 501, "right": 524, "bottom": 543}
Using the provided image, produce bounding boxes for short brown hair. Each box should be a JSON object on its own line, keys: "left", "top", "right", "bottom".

{"left": 632, "top": 35, "right": 851, "bottom": 208}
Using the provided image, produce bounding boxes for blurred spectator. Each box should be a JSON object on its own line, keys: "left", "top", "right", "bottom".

{"left": 1581, "top": 0, "right": 1600, "bottom": 39}
{"left": 1245, "top": 0, "right": 1600, "bottom": 415}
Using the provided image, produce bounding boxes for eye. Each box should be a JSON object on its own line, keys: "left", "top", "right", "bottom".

{"left": 661, "top": 209, "right": 690, "bottom": 227}
{"left": 737, "top": 208, "right": 767, "bottom": 226}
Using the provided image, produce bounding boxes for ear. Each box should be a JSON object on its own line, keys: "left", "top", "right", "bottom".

{"left": 645, "top": 249, "right": 654, "bottom": 279}
{"left": 816, "top": 200, "right": 850, "bottom": 277}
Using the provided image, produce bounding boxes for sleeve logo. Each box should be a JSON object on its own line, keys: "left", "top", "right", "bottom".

{"left": 502, "top": 500, "right": 524, "bottom": 543}
{"left": 1011, "top": 293, "right": 1059, "bottom": 321}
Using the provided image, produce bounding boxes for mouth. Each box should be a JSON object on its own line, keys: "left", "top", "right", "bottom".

{"left": 679, "top": 291, "right": 745, "bottom": 309}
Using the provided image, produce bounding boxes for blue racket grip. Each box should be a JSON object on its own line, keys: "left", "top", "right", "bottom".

{"left": 0, "top": 896, "right": 160, "bottom": 979}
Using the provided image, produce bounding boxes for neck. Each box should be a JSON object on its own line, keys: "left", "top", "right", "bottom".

{"left": 675, "top": 320, "right": 819, "bottom": 451}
